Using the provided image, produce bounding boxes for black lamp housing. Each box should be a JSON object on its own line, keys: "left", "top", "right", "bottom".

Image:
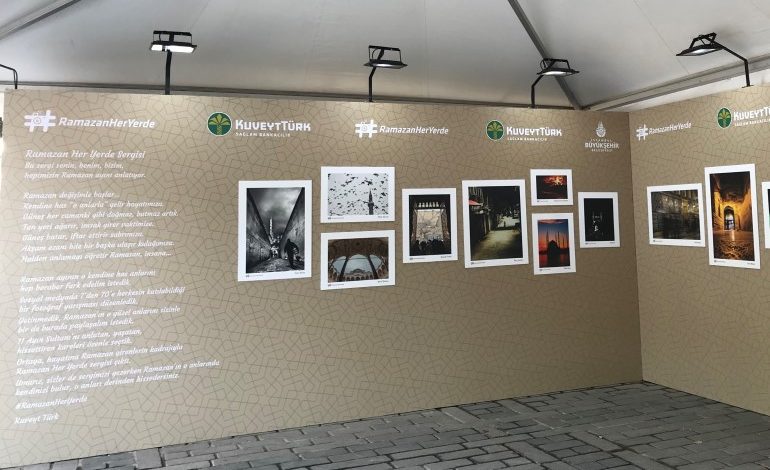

{"left": 677, "top": 32, "right": 750, "bottom": 87}
{"left": 150, "top": 30, "right": 197, "bottom": 95}
{"left": 364, "top": 45, "right": 407, "bottom": 102}
{"left": 531, "top": 58, "right": 579, "bottom": 108}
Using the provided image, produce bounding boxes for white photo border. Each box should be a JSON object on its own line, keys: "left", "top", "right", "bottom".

{"left": 320, "top": 166, "right": 396, "bottom": 223}
{"left": 531, "top": 212, "right": 576, "bottom": 275}
{"left": 704, "top": 164, "right": 760, "bottom": 269}
{"left": 578, "top": 192, "right": 620, "bottom": 248}
{"left": 320, "top": 230, "right": 396, "bottom": 290}
{"left": 530, "top": 168, "right": 574, "bottom": 206}
{"left": 402, "top": 188, "right": 458, "bottom": 263}
{"left": 462, "top": 179, "right": 529, "bottom": 268}
{"left": 646, "top": 183, "right": 705, "bottom": 247}
{"left": 762, "top": 182, "right": 770, "bottom": 249}
{"left": 237, "top": 180, "right": 312, "bottom": 282}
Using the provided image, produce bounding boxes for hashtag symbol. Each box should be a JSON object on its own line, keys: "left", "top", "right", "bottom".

{"left": 355, "top": 119, "right": 378, "bottom": 138}
{"left": 635, "top": 125, "right": 648, "bottom": 141}
{"left": 24, "top": 110, "right": 57, "bottom": 133}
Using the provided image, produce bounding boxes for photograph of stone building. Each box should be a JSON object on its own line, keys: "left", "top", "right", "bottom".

{"left": 320, "top": 230, "right": 395, "bottom": 290}
{"left": 646, "top": 184, "right": 704, "bottom": 247}
{"left": 402, "top": 188, "right": 457, "bottom": 263}
{"left": 238, "top": 181, "right": 311, "bottom": 281}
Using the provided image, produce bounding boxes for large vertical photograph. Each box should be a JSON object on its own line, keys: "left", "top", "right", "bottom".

{"left": 646, "top": 184, "right": 704, "bottom": 247}
{"left": 762, "top": 182, "right": 770, "bottom": 249}
{"left": 320, "top": 231, "right": 395, "bottom": 290}
{"left": 320, "top": 166, "right": 395, "bottom": 222}
{"left": 532, "top": 213, "right": 576, "bottom": 275}
{"left": 462, "top": 180, "right": 528, "bottom": 268}
{"left": 705, "top": 164, "right": 759, "bottom": 269}
{"left": 238, "top": 181, "right": 312, "bottom": 281}
{"left": 402, "top": 188, "right": 458, "bottom": 263}
{"left": 578, "top": 192, "right": 620, "bottom": 248}
{"left": 530, "top": 169, "right": 573, "bottom": 206}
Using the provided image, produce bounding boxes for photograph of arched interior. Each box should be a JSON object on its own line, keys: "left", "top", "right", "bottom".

{"left": 320, "top": 230, "right": 395, "bottom": 290}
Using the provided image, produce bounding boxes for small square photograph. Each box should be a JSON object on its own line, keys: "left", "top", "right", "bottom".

{"left": 402, "top": 188, "right": 458, "bottom": 263}
{"left": 646, "top": 184, "right": 704, "bottom": 247}
{"left": 238, "top": 180, "right": 312, "bottom": 281}
{"left": 578, "top": 192, "right": 620, "bottom": 248}
{"left": 321, "top": 230, "right": 395, "bottom": 290}
{"left": 320, "top": 166, "right": 395, "bottom": 223}
{"left": 530, "top": 169, "right": 573, "bottom": 206}
{"left": 462, "top": 180, "right": 528, "bottom": 268}
{"left": 532, "top": 213, "right": 576, "bottom": 275}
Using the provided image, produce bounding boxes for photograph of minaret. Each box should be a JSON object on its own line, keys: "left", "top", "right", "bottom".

{"left": 237, "top": 180, "right": 312, "bottom": 281}
{"left": 321, "top": 166, "right": 395, "bottom": 222}
{"left": 532, "top": 213, "right": 576, "bottom": 275}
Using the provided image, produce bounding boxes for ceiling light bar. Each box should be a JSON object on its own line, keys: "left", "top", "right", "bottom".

{"left": 532, "top": 58, "right": 579, "bottom": 108}
{"left": 364, "top": 45, "right": 407, "bottom": 102}
{"left": 150, "top": 30, "right": 196, "bottom": 95}
{"left": 678, "top": 32, "right": 750, "bottom": 87}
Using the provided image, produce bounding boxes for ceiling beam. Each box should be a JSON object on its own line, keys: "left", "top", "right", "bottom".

{"left": 0, "top": 0, "right": 82, "bottom": 42}
{"left": 586, "top": 53, "right": 770, "bottom": 111}
{"left": 506, "top": 0, "right": 581, "bottom": 109}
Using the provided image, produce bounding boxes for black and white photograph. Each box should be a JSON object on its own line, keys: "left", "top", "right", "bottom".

{"left": 530, "top": 169, "right": 573, "bottom": 206}
{"left": 578, "top": 192, "right": 620, "bottom": 248}
{"left": 238, "top": 180, "right": 312, "bottom": 281}
{"left": 532, "top": 213, "right": 576, "bottom": 275}
{"left": 320, "top": 230, "right": 395, "bottom": 290}
{"left": 705, "top": 164, "right": 759, "bottom": 269}
{"left": 462, "top": 180, "right": 528, "bottom": 268}
{"left": 402, "top": 188, "right": 458, "bottom": 263}
{"left": 320, "top": 166, "right": 395, "bottom": 222}
{"left": 646, "top": 184, "right": 704, "bottom": 247}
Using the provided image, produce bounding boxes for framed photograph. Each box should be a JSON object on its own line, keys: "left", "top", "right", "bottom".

{"left": 762, "top": 182, "right": 770, "bottom": 249}
{"left": 238, "top": 180, "right": 312, "bottom": 281}
{"left": 402, "top": 188, "right": 458, "bottom": 263}
{"left": 320, "top": 166, "right": 395, "bottom": 223}
{"left": 532, "top": 213, "right": 576, "bottom": 275}
{"left": 578, "top": 192, "right": 620, "bottom": 248}
{"left": 530, "top": 169, "right": 573, "bottom": 206}
{"left": 462, "top": 180, "right": 528, "bottom": 268}
{"left": 320, "top": 230, "right": 395, "bottom": 290}
{"left": 705, "top": 164, "right": 760, "bottom": 269}
{"left": 646, "top": 184, "right": 704, "bottom": 247}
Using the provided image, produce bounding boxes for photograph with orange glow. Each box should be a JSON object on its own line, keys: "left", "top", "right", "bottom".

{"left": 531, "top": 213, "right": 576, "bottom": 275}
{"left": 530, "top": 169, "right": 573, "bottom": 206}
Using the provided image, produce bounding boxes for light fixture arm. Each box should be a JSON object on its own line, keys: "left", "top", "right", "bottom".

{"left": 368, "top": 48, "right": 384, "bottom": 103}
{"left": 531, "top": 74, "right": 543, "bottom": 108}
{"left": 0, "top": 63, "right": 18, "bottom": 89}
{"left": 164, "top": 51, "right": 173, "bottom": 95}
{"left": 717, "top": 42, "right": 750, "bottom": 87}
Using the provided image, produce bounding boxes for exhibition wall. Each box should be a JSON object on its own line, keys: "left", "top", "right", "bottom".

{"left": 631, "top": 85, "right": 770, "bottom": 416}
{"left": 0, "top": 91, "right": 641, "bottom": 466}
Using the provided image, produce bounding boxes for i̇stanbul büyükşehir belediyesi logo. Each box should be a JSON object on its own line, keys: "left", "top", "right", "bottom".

{"left": 717, "top": 108, "right": 732, "bottom": 128}
{"left": 208, "top": 112, "right": 232, "bottom": 136}
{"left": 486, "top": 120, "right": 504, "bottom": 140}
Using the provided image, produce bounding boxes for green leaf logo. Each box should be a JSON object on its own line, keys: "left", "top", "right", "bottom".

{"left": 208, "top": 112, "right": 232, "bottom": 136}
{"left": 486, "top": 120, "right": 504, "bottom": 140}
{"left": 717, "top": 108, "right": 732, "bottom": 129}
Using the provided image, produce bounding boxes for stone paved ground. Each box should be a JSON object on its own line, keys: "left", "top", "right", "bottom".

{"left": 7, "top": 382, "right": 770, "bottom": 470}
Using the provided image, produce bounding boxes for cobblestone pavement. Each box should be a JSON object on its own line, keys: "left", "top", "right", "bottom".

{"left": 8, "top": 382, "right": 770, "bottom": 470}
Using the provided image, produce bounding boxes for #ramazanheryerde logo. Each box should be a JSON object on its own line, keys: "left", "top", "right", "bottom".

{"left": 486, "top": 120, "right": 504, "bottom": 140}
{"left": 717, "top": 108, "right": 732, "bottom": 129}
{"left": 208, "top": 112, "right": 232, "bottom": 136}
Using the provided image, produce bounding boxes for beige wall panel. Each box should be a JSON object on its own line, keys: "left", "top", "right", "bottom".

{"left": 0, "top": 91, "right": 641, "bottom": 466}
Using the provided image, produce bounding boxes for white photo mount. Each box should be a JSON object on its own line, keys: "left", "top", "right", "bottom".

{"left": 646, "top": 183, "right": 705, "bottom": 247}
{"left": 531, "top": 212, "right": 576, "bottom": 275}
{"left": 578, "top": 192, "right": 620, "bottom": 248}
{"left": 320, "top": 166, "right": 395, "bottom": 223}
{"left": 402, "top": 188, "right": 458, "bottom": 263}
{"left": 530, "top": 168, "right": 573, "bottom": 206}
{"left": 762, "top": 181, "right": 770, "bottom": 249}
{"left": 462, "top": 179, "right": 529, "bottom": 268}
{"left": 237, "top": 180, "right": 312, "bottom": 281}
{"left": 320, "top": 230, "right": 395, "bottom": 290}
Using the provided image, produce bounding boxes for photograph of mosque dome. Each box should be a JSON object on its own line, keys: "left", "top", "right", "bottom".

{"left": 532, "top": 213, "right": 576, "bottom": 275}
{"left": 320, "top": 230, "right": 395, "bottom": 290}
{"left": 705, "top": 164, "right": 759, "bottom": 269}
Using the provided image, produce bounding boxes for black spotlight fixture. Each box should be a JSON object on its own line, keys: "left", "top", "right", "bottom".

{"left": 677, "top": 33, "right": 750, "bottom": 88}
{"left": 0, "top": 63, "right": 18, "bottom": 89}
{"left": 531, "top": 58, "right": 578, "bottom": 108}
{"left": 150, "top": 30, "right": 197, "bottom": 95}
{"left": 364, "top": 45, "right": 407, "bottom": 103}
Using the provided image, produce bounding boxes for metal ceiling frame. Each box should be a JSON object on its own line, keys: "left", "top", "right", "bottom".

{"left": 0, "top": 0, "right": 82, "bottom": 42}
{"left": 506, "top": 0, "right": 582, "bottom": 110}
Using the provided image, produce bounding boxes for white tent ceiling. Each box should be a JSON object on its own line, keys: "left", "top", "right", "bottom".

{"left": 0, "top": 0, "right": 769, "bottom": 110}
